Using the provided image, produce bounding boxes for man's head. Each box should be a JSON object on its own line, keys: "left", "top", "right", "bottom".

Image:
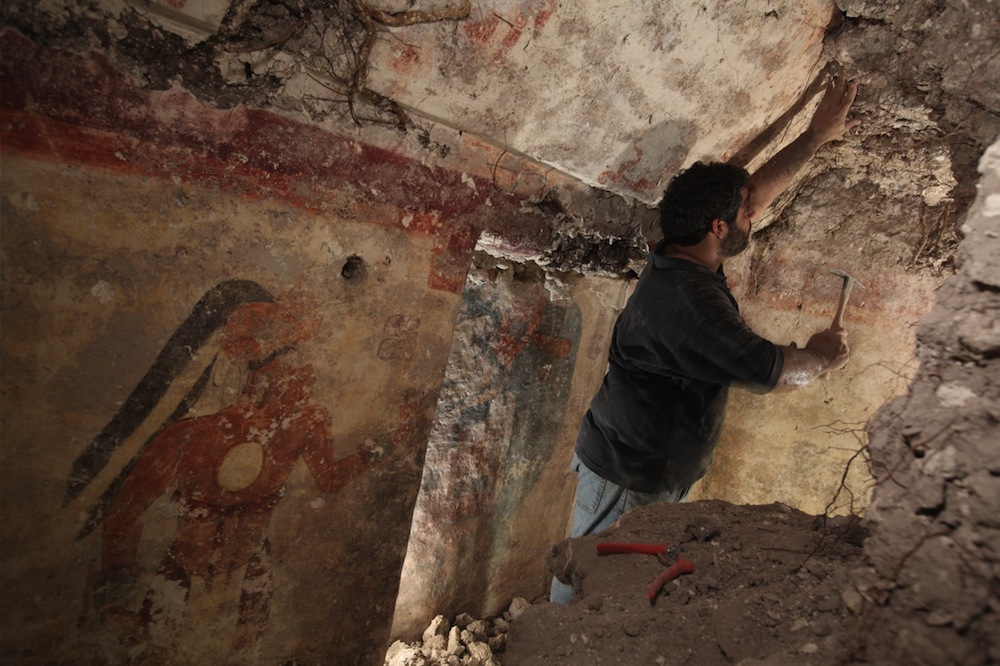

{"left": 658, "top": 161, "right": 751, "bottom": 253}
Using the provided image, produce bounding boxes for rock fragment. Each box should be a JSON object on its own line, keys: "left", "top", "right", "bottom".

{"left": 383, "top": 601, "right": 532, "bottom": 665}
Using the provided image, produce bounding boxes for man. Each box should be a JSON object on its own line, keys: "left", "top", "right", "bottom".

{"left": 551, "top": 75, "right": 860, "bottom": 604}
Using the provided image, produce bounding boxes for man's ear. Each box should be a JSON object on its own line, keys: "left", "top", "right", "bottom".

{"left": 710, "top": 218, "right": 728, "bottom": 238}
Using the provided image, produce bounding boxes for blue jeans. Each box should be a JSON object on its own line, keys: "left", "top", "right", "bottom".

{"left": 549, "top": 454, "right": 690, "bottom": 604}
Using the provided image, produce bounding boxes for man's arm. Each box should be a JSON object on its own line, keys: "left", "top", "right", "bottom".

{"left": 773, "top": 328, "right": 850, "bottom": 391}
{"left": 746, "top": 75, "right": 860, "bottom": 215}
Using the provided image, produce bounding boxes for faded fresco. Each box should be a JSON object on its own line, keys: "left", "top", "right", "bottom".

{"left": 67, "top": 282, "right": 383, "bottom": 660}
{"left": 393, "top": 262, "right": 582, "bottom": 633}
{"left": 0, "top": 149, "right": 460, "bottom": 664}
{"left": 0, "top": 20, "right": 587, "bottom": 666}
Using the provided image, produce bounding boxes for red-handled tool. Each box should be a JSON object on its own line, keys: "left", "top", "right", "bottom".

{"left": 647, "top": 557, "right": 695, "bottom": 603}
{"left": 596, "top": 542, "right": 669, "bottom": 556}
{"left": 595, "top": 541, "right": 695, "bottom": 604}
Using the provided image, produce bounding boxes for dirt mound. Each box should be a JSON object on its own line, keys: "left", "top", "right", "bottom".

{"left": 505, "top": 499, "right": 867, "bottom": 665}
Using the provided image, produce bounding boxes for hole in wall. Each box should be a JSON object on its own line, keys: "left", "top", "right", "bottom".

{"left": 342, "top": 254, "right": 367, "bottom": 282}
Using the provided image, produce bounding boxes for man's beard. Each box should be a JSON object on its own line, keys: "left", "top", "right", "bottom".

{"left": 720, "top": 224, "right": 750, "bottom": 257}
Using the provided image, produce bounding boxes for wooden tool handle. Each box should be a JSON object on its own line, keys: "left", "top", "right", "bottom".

{"left": 832, "top": 281, "right": 853, "bottom": 331}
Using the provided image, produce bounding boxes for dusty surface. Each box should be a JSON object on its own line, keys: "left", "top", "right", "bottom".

{"left": 687, "top": 0, "right": 1000, "bottom": 515}
{"left": 505, "top": 500, "right": 867, "bottom": 665}
{"left": 365, "top": 0, "right": 835, "bottom": 203}
{"left": 848, "top": 139, "right": 1000, "bottom": 664}
{"left": 503, "top": 139, "right": 1000, "bottom": 665}
{"left": 2, "top": 0, "right": 999, "bottom": 663}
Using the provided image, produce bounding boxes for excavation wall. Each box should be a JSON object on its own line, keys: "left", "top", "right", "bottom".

{"left": 1, "top": 0, "right": 997, "bottom": 663}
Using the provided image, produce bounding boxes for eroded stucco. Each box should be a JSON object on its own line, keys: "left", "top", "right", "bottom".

{"left": 366, "top": 0, "right": 835, "bottom": 203}
{"left": 0, "top": 149, "right": 458, "bottom": 662}
{"left": 2, "top": 0, "right": 998, "bottom": 663}
{"left": 390, "top": 255, "right": 627, "bottom": 638}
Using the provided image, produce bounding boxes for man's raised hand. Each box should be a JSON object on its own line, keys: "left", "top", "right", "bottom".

{"left": 808, "top": 74, "right": 861, "bottom": 145}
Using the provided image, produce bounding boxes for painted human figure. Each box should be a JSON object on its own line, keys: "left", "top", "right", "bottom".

{"left": 91, "top": 296, "right": 379, "bottom": 654}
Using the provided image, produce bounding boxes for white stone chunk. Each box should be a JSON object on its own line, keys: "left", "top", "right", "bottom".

{"left": 422, "top": 614, "right": 450, "bottom": 644}
{"left": 507, "top": 596, "right": 531, "bottom": 620}
{"left": 465, "top": 641, "right": 494, "bottom": 666}
{"left": 465, "top": 619, "right": 488, "bottom": 642}
{"left": 385, "top": 640, "right": 411, "bottom": 662}
{"left": 447, "top": 626, "right": 464, "bottom": 656}
{"left": 386, "top": 645, "right": 427, "bottom": 666}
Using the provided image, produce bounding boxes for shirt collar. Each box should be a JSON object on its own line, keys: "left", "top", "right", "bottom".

{"left": 649, "top": 240, "right": 726, "bottom": 279}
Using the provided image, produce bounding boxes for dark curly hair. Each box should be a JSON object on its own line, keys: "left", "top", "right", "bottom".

{"left": 658, "top": 161, "right": 749, "bottom": 246}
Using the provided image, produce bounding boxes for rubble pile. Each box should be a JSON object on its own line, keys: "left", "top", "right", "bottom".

{"left": 384, "top": 598, "right": 532, "bottom": 666}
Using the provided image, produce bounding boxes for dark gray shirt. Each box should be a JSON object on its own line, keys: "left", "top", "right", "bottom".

{"left": 575, "top": 248, "right": 783, "bottom": 493}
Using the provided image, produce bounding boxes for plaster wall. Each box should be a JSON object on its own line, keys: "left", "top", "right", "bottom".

{"left": 390, "top": 257, "right": 627, "bottom": 639}
{"left": 0, "top": 151, "right": 451, "bottom": 663}
{"left": 2, "top": 0, "right": 991, "bottom": 661}
{"left": 691, "top": 251, "right": 938, "bottom": 515}
{"left": 0, "top": 151, "right": 469, "bottom": 664}
{"left": 0, "top": 28, "right": 575, "bottom": 664}
{"left": 366, "top": 0, "right": 835, "bottom": 204}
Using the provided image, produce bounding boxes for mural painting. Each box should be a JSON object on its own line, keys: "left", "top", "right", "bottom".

{"left": 395, "top": 268, "right": 582, "bottom": 628}
{"left": 66, "top": 280, "right": 383, "bottom": 660}
{"left": 435, "top": 274, "right": 580, "bottom": 526}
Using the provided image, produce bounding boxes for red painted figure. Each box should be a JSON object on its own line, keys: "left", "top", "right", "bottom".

{"left": 92, "top": 296, "right": 377, "bottom": 654}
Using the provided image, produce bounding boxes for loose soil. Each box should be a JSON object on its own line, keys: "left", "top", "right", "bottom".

{"left": 505, "top": 500, "right": 868, "bottom": 665}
